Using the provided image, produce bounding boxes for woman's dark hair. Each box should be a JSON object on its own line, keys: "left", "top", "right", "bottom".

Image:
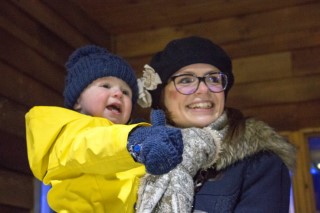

{"left": 224, "top": 108, "right": 246, "bottom": 145}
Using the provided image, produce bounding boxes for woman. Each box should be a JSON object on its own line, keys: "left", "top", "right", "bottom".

{"left": 136, "top": 36, "right": 296, "bottom": 212}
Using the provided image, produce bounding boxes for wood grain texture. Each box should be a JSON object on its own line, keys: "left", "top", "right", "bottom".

{"left": 0, "top": 1, "right": 319, "bottom": 211}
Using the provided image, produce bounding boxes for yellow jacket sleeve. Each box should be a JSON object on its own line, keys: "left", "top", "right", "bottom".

{"left": 25, "top": 106, "right": 149, "bottom": 184}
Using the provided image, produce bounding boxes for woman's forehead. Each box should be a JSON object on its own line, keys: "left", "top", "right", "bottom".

{"left": 174, "top": 63, "right": 220, "bottom": 75}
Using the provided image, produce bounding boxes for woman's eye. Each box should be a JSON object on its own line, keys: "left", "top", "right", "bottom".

{"left": 177, "top": 76, "right": 194, "bottom": 84}
{"left": 207, "top": 75, "right": 220, "bottom": 84}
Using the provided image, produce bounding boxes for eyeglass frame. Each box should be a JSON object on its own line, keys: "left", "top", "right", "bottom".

{"left": 169, "top": 71, "right": 228, "bottom": 95}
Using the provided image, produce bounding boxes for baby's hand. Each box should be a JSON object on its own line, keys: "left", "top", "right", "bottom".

{"left": 128, "top": 110, "right": 183, "bottom": 175}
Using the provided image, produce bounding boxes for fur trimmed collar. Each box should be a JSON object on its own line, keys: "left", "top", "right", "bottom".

{"left": 213, "top": 118, "right": 296, "bottom": 171}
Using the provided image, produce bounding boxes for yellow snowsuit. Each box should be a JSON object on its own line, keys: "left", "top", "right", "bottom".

{"left": 26, "top": 106, "right": 148, "bottom": 213}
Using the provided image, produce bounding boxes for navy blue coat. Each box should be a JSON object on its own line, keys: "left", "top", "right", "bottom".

{"left": 193, "top": 152, "right": 291, "bottom": 213}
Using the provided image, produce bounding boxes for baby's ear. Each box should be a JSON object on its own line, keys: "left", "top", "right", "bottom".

{"left": 73, "top": 99, "right": 81, "bottom": 111}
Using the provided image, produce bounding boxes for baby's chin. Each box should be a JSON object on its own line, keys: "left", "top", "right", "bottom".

{"left": 107, "top": 116, "right": 130, "bottom": 124}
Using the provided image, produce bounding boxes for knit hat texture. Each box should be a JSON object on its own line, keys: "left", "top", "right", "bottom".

{"left": 63, "top": 45, "right": 138, "bottom": 108}
{"left": 149, "top": 36, "right": 234, "bottom": 108}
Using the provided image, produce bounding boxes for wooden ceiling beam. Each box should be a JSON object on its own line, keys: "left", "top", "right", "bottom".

{"left": 228, "top": 73, "right": 320, "bottom": 108}
{"left": 292, "top": 45, "right": 320, "bottom": 75}
{"left": 0, "top": 97, "right": 29, "bottom": 138}
{"left": 0, "top": 29, "right": 65, "bottom": 93}
{"left": 10, "top": 0, "right": 91, "bottom": 49}
{"left": 43, "top": 0, "right": 112, "bottom": 49}
{"left": 72, "top": 0, "right": 316, "bottom": 34}
{"left": 0, "top": 61, "right": 63, "bottom": 108}
{"left": 241, "top": 99, "right": 320, "bottom": 131}
{"left": 115, "top": 2, "right": 320, "bottom": 58}
{"left": 223, "top": 28, "right": 320, "bottom": 58}
{"left": 0, "top": 130, "right": 31, "bottom": 175}
{"left": 0, "top": 169, "right": 33, "bottom": 209}
{"left": 0, "top": 1, "right": 71, "bottom": 66}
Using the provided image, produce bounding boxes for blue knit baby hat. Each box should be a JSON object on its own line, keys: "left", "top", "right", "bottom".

{"left": 63, "top": 45, "right": 138, "bottom": 109}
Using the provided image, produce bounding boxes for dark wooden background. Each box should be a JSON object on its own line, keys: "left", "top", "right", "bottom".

{"left": 1, "top": 0, "right": 320, "bottom": 212}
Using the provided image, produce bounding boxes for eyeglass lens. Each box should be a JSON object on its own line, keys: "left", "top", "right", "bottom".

{"left": 173, "top": 73, "right": 227, "bottom": 95}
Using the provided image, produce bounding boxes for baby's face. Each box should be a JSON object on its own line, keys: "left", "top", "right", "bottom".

{"left": 73, "top": 76, "right": 133, "bottom": 124}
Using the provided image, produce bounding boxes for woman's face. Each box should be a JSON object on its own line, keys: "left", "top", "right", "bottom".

{"left": 163, "top": 63, "right": 225, "bottom": 128}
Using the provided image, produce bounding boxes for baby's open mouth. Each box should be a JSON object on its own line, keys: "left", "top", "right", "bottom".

{"left": 107, "top": 104, "right": 121, "bottom": 113}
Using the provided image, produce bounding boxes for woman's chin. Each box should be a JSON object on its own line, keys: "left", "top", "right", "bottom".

{"left": 178, "top": 117, "right": 216, "bottom": 128}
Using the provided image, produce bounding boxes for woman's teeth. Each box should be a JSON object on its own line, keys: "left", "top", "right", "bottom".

{"left": 188, "top": 102, "right": 213, "bottom": 109}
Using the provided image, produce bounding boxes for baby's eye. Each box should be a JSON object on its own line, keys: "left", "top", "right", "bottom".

{"left": 122, "top": 89, "right": 130, "bottom": 96}
{"left": 101, "top": 84, "right": 111, "bottom": 89}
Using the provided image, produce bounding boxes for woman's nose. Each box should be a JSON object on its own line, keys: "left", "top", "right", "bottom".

{"left": 196, "top": 81, "right": 209, "bottom": 93}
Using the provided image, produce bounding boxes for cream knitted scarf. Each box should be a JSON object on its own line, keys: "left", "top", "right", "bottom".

{"left": 135, "top": 112, "right": 228, "bottom": 213}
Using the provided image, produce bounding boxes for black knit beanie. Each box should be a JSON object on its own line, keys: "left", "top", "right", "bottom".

{"left": 63, "top": 45, "right": 138, "bottom": 109}
{"left": 149, "top": 36, "right": 233, "bottom": 109}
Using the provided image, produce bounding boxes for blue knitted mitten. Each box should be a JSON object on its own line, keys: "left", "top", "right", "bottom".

{"left": 128, "top": 110, "right": 183, "bottom": 175}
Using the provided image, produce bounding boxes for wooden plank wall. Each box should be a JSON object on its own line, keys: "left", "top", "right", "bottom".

{"left": 122, "top": 1, "right": 320, "bottom": 131}
{"left": 0, "top": 1, "right": 111, "bottom": 212}
{"left": 0, "top": 0, "right": 319, "bottom": 212}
